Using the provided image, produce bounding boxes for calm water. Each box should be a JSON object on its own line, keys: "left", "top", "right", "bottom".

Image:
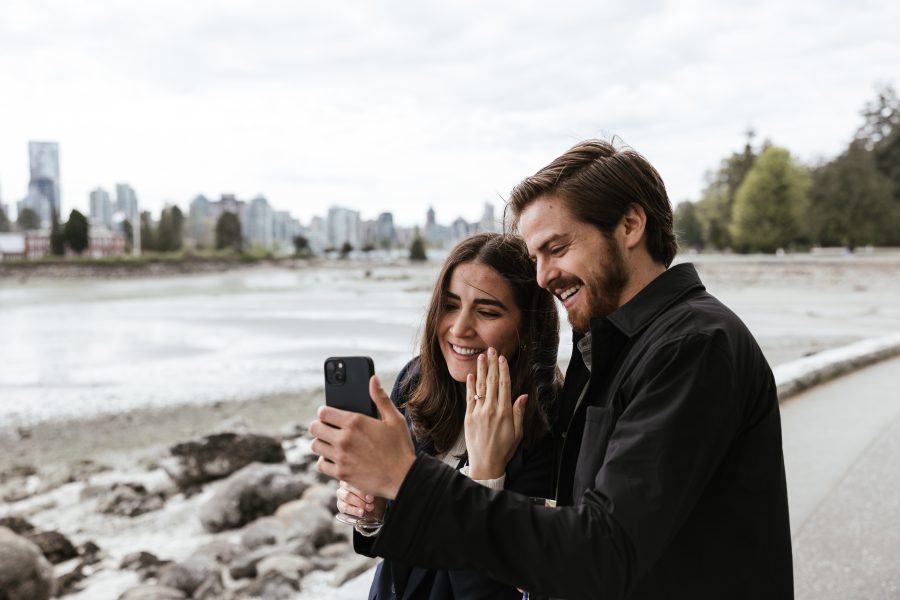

{"left": 5, "top": 256, "right": 900, "bottom": 427}
{"left": 0, "top": 266, "right": 442, "bottom": 426}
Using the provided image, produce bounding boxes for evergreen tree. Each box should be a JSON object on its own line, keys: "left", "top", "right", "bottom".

{"left": 122, "top": 218, "right": 134, "bottom": 252}
{"left": 63, "top": 209, "right": 90, "bottom": 255}
{"left": 170, "top": 206, "right": 184, "bottom": 251}
{"left": 293, "top": 235, "right": 310, "bottom": 256}
{"left": 17, "top": 207, "right": 41, "bottom": 231}
{"left": 215, "top": 211, "right": 242, "bottom": 251}
{"left": 808, "top": 140, "right": 895, "bottom": 248}
{"left": 340, "top": 241, "right": 353, "bottom": 259}
{"left": 694, "top": 131, "right": 758, "bottom": 249}
{"left": 730, "top": 146, "right": 811, "bottom": 253}
{"left": 50, "top": 209, "right": 66, "bottom": 256}
{"left": 140, "top": 211, "right": 157, "bottom": 252}
{"left": 673, "top": 201, "right": 705, "bottom": 250}
{"left": 409, "top": 234, "right": 427, "bottom": 261}
{"left": 0, "top": 206, "right": 9, "bottom": 232}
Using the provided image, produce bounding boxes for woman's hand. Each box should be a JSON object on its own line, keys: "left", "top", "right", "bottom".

{"left": 464, "top": 347, "right": 527, "bottom": 480}
{"left": 335, "top": 480, "right": 387, "bottom": 521}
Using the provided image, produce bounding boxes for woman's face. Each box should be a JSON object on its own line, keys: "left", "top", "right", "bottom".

{"left": 438, "top": 261, "right": 522, "bottom": 383}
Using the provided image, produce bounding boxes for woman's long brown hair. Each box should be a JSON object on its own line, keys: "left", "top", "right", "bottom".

{"left": 405, "top": 232, "right": 562, "bottom": 453}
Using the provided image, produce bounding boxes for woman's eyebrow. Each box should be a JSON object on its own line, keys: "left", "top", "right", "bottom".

{"left": 446, "top": 291, "right": 508, "bottom": 311}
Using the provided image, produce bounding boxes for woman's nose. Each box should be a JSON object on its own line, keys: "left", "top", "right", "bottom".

{"left": 449, "top": 310, "right": 474, "bottom": 337}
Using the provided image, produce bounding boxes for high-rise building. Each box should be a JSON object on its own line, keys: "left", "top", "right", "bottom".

{"left": 376, "top": 212, "right": 395, "bottom": 248}
{"left": 186, "top": 194, "right": 213, "bottom": 248}
{"left": 327, "top": 206, "right": 361, "bottom": 251}
{"left": 20, "top": 141, "right": 60, "bottom": 227}
{"left": 89, "top": 187, "right": 113, "bottom": 228}
{"left": 480, "top": 202, "right": 497, "bottom": 233}
{"left": 247, "top": 195, "right": 274, "bottom": 249}
{"left": 450, "top": 217, "right": 472, "bottom": 244}
{"left": 116, "top": 183, "right": 138, "bottom": 221}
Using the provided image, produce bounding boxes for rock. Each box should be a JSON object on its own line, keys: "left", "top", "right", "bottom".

{"left": 240, "top": 515, "right": 284, "bottom": 550}
{"left": 274, "top": 498, "right": 335, "bottom": 549}
{"left": 117, "top": 584, "right": 187, "bottom": 600}
{"left": 229, "top": 544, "right": 291, "bottom": 580}
{"left": 235, "top": 570, "right": 300, "bottom": 599}
{"left": 0, "top": 464, "right": 37, "bottom": 484}
{"left": 256, "top": 554, "right": 314, "bottom": 580}
{"left": 0, "top": 515, "right": 36, "bottom": 534}
{"left": 80, "top": 540, "right": 103, "bottom": 565}
{"left": 317, "top": 541, "right": 352, "bottom": 559}
{"left": 96, "top": 483, "right": 166, "bottom": 517}
{"left": 24, "top": 530, "right": 78, "bottom": 564}
{"left": 331, "top": 554, "right": 379, "bottom": 587}
{"left": 156, "top": 556, "right": 218, "bottom": 597}
{"left": 0, "top": 526, "right": 55, "bottom": 600}
{"left": 190, "top": 540, "right": 242, "bottom": 565}
{"left": 199, "top": 463, "right": 308, "bottom": 532}
{"left": 162, "top": 432, "right": 286, "bottom": 489}
{"left": 120, "top": 551, "right": 170, "bottom": 580}
{"left": 192, "top": 573, "right": 226, "bottom": 600}
{"left": 310, "top": 555, "right": 338, "bottom": 571}
{"left": 300, "top": 481, "right": 340, "bottom": 515}
{"left": 55, "top": 560, "right": 89, "bottom": 596}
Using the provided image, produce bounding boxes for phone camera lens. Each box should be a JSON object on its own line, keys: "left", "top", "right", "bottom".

{"left": 335, "top": 371, "right": 345, "bottom": 382}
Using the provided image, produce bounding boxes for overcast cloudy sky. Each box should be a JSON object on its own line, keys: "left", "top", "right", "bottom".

{"left": 1, "top": 0, "right": 897, "bottom": 226}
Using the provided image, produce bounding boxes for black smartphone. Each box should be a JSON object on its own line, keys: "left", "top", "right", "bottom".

{"left": 323, "top": 356, "right": 378, "bottom": 418}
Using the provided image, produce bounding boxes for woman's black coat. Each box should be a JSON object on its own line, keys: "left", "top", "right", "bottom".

{"left": 353, "top": 357, "right": 553, "bottom": 600}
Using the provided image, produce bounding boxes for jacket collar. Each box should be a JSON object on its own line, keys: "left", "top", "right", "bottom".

{"left": 584, "top": 262, "right": 705, "bottom": 339}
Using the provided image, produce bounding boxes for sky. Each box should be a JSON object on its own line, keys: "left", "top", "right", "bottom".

{"left": 0, "top": 0, "right": 898, "bottom": 228}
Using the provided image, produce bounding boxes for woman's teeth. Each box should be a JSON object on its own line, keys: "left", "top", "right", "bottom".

{"left": 451, "top": 345, "right": 484, "bottom": 356}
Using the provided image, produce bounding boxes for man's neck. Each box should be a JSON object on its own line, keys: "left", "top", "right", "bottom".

{"left": 618, "top": 258, "right": 666, "bottom": 309}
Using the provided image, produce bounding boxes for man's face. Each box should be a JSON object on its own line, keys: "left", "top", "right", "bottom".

{"left": 519, "top": 196, "right": 629, "bottom": 333}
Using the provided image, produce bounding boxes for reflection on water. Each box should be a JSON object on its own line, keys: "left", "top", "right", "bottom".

{"left": 0, "top": 267, "right": 439, "bottom": 426}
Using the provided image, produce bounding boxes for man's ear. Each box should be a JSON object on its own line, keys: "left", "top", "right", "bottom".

{"left": 620, "top": 204, "right": 647, "bottom": 251}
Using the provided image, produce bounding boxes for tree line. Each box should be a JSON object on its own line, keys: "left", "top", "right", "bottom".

{"left": 676, "top": 85, "right": 899, "bottom": 253}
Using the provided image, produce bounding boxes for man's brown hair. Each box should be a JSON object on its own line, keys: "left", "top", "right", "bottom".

{"left": 506, "top": 139, "right": 678, "bottom": 266}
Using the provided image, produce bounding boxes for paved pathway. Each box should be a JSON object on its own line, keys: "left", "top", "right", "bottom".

{"left": 782, "top": 355, "right": 900, "bottom": 599}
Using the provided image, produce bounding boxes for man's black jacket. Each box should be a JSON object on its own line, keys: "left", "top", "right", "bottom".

{"left": 355, "top": 357, "right": 554, "bottom": 599}
{"left": 371, "top": 264, "right": 793, "bottom": 599}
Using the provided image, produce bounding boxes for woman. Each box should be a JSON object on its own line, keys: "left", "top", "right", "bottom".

{"left": 338, "top": 232, "right": 561, "bottom": 599}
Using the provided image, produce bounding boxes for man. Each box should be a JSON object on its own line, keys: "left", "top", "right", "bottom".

{"left": 311, "top": 140, "right": 793, "bottom": 599}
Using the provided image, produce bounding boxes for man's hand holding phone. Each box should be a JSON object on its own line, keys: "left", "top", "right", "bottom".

{"left": 311, "top": 373, "right": 416, "bottom": 501}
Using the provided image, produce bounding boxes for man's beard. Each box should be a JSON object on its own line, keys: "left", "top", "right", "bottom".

{"left": 568, "top": 236, "right": 629, "bottom": 333}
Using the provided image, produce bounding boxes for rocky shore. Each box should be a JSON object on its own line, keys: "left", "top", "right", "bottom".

{"left": 0, "top": 427, "right": 376, "bottom": 599}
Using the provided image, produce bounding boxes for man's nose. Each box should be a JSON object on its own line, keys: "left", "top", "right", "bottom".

{"left": 535, "top": 258, "right": 556, "bottom": 291}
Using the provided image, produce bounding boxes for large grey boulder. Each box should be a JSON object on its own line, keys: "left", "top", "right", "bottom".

{"left": 234, "top": 570, "right": 300, "bottom": 599}
{"left": 273, "top": 497, "right": 335, "bottom": 550}
{"left": 0, "top": 526, "right": 55, "bottom": 600}
{"left": 199, "top": 463, "right": 308, "bottom": 532}
{"left": 96, "top": 482, "right": 166, "bottom": 517}
{"left": 162, "top": 432, "right": 286, "bottom": 489}
{"left": 156, "top": 555, "right": 219, "bottom": 597}
{"left": 24, "top": 530, "right": 78, "bottom": 564}
{"left": 117, "top": 584, "right": 186, "bottom": 600}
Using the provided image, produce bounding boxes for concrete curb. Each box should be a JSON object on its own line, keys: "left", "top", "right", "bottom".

{"left": 774, "top": 333, "right": 900, "bottom": 401}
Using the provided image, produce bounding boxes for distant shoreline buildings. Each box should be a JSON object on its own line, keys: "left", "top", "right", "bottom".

{"left": 1, "top": 140, "right": 500, "bottom": 260}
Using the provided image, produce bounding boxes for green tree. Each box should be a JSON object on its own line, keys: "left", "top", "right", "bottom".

{"left": 858, "top": 85, "right": 900, "bottom": 243}
{"left": 292, "top": 235, "right": 310, "bottom": 256}
{"left": 140, "top": 211, "right": 157, "bottom": 252}
{"left": 694, "top": 131, "right": 758, "bottom": 249}
{"left": 64, "top": 209, "right": 90, "bottom": 255}
{"left": 50, "top": 209, "right": 66, "bottom": 256}
{"left": 17, "top": 207, "right": 41, "bottom": 231}
{"left": 807, "top": 140, "right": 895, "bottom": 248}
{"left": 0, "top": 206, "right": 9, "bottom": 232}
{"left": 122, "top": 218, "right": 134, "bottom": 252}
{"left": 156, "top": 206, "right": 183, "bottom": 252}
{"left": 673, "top": 201, "right": 705, "bottom": 250}
{"left": 730, "top": 146, "right": 811, "bottom": 253}
{"left": 215, "top": 211, "right": 242, "bottom": 251}
{"left": 409, "top": 234, "right": 427, "bottom": 261}
{"left": 340, "top": 241, "right": 354, "bottom": 259}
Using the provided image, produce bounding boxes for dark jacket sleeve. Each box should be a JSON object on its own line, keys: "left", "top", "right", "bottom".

{"left": 371, "top": 333, "right": 743, "bottom": 600}
{"left": 353, "top": 358, "right": 418, "bottom": 558}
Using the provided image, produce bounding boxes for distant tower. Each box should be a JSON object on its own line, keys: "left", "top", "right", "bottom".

{"left": 25, "top": 141, "right": 61, "bottom": 227}
{"left": 89, "top": 187, "right": 113, "bottom": 228}
{"left": 426, "top": 206, "right": 436, "bottom": 228}
{"left": 480, "top": 202, "right": 496, "bottom": 233}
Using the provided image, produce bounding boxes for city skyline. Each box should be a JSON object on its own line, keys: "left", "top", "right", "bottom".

{"left": 1, "top": 1, "right": 898, "bottom": 226}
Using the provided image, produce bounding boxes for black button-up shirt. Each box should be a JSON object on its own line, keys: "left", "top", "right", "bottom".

{"left": 375, "top": 263, "right": 794, "bottom": 599}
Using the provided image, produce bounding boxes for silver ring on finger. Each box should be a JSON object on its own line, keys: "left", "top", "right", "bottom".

{"left": 473, "top": 394, "right": 482, "bottom": 402}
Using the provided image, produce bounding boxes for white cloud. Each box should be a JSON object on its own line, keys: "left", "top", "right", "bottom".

{"left": 0, "top": 0, "right": 897, "bottom": 226}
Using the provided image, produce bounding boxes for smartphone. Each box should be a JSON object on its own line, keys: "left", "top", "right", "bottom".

{"left": 323, "top": 356, "right": 378, "bottom": 418}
